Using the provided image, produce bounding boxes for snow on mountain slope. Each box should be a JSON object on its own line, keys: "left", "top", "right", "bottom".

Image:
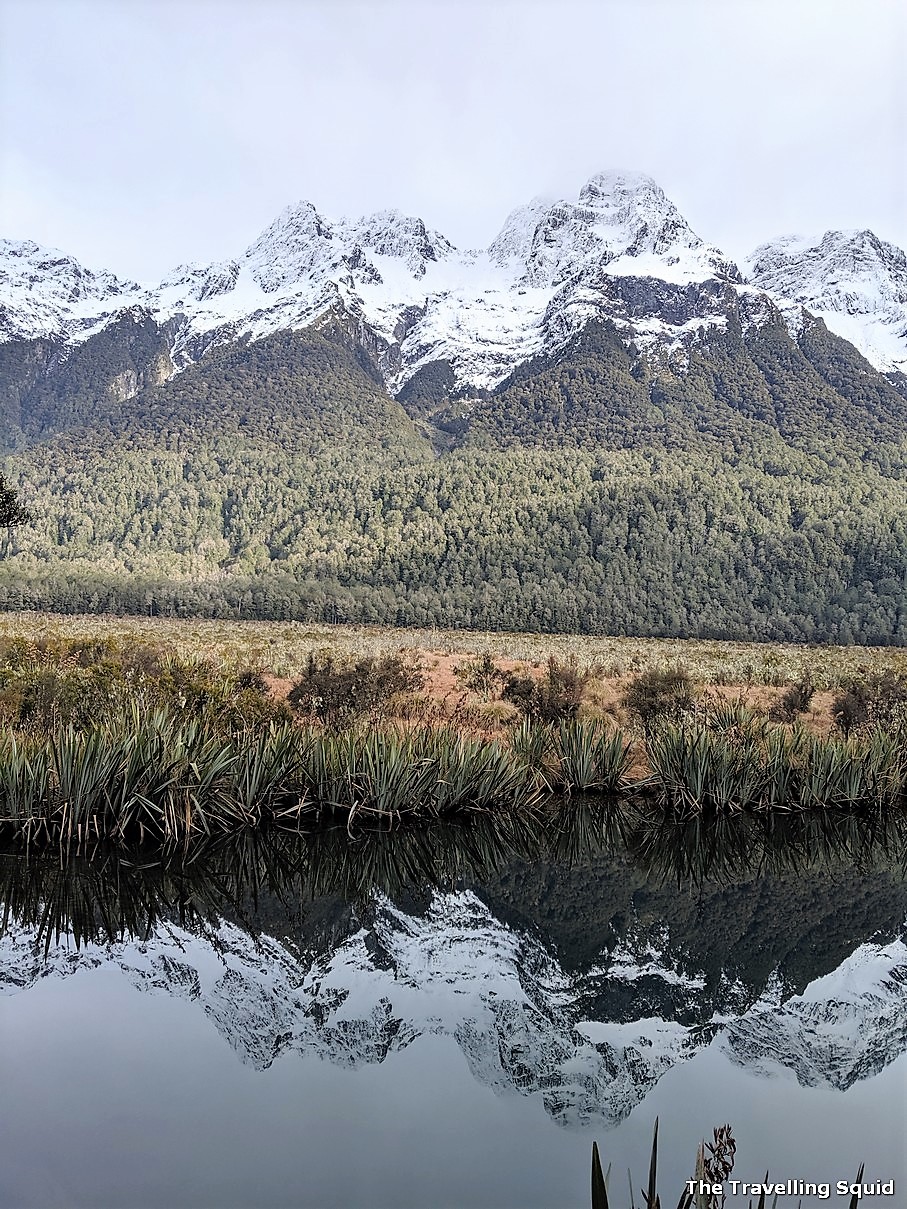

{"left": 722, "top": 937, "right": 907, "bottom": 1089}
{"left": 0, "top": 172, "right": 748, "bottom": 394}
{"left": 0, "top": 238, "right": 143, "bottom": 343}
{"left": 746, "top": 229, "right": 907, "bottom": 373}
{"left": 7, "top": 177, "right": 906, "bottom": 398}
{"left": 1, "top": 890, "right": 904, "bottom": 1130}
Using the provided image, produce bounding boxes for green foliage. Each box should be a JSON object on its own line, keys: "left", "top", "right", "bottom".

{"left": 0, "top": 637, "right": 290, "bottom": 735}
{"left": 505, "top": 718, "right": 632, "bottom": 794}
{"left": 622, "top": 666, "right": 696, "bottom": 729}
{"left": 648, "top": 712, "right": 906, "bottom": 816}
{"left": 508, "top": 718, "right": 559, "bottom": 791}
{"left": 0, "top": 473, "right": 30, "bottom": 526}
{"left": 0, "top": 313, "right": 174, "bottom": 445}
{"left": 552, "top": 720, "right": 631, "bottom": 793}
{"left": 10, "top": 430, "right": 907, "bottom": 642}
{"left": 471, "top": 320, "right": 661, "bottom": 450}
{"left": 0, "top": 710, "right": 547, "bottom": 846}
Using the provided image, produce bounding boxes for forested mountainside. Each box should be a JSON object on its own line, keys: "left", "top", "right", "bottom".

{"left": 2, "top": 172, "right": 907, "bottom": 641}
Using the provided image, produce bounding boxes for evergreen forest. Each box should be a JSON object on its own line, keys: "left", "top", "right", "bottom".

{"left": 1, "top": 308, "right": 906, "bottom": 643}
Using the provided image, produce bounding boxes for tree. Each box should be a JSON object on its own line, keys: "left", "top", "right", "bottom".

{"left": 0, "top": 475, "right": 31, "bottom": 526}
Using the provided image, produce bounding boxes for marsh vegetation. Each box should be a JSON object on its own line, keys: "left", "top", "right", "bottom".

{"left": 0, "top": 617, "right": 904, "bottom": 847}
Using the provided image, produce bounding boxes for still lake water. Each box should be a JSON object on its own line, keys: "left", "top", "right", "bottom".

{"left": 0, "top": 807, "right": 904, "bottom": 1209}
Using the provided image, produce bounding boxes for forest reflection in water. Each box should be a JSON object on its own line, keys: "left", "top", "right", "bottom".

{"left": 1, "top": 800, "right": 904, "bottom": 953}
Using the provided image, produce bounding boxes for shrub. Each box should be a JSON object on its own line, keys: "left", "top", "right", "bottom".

{"left": 622, "top": 666, "right": 696, "bottom": 729}
{"left": 288, "top": 653, "right": 425, "bottom": 724}
{"left": 552, "top": 720, "right": 632, "bottom": 793}
{"left": 770, "top": 675, "right": 815, "bottom": 723}
{"left": 452, "top": 653, "right": 506, "bottom": 699}
{"left": 832, "top": 670, "right": 907, "bottom": 736}
{"left": 236, "top": 669, "right": 269, "bottom": 695}
{"left": 68, "top": 637, "right": 121, "bottom": 668}
{"left": 501, "top": 656, "right": 592, "bottom": 722}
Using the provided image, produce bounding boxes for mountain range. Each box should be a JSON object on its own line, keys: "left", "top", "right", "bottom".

{"left": 4, "top": 170, "right": 906, "bottom": 392}
{"left": 2, "top": 881, "right": 904, "bottom": 1131}
{"left": 2, "top": 171, "right": 907, "bottom": 640}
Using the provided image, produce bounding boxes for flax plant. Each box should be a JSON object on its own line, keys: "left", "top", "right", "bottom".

{"left": 553, "top": 721, "right": 632, "bottom": 794}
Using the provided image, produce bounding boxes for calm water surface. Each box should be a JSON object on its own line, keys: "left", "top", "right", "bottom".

{"left": 0, "top": 807, "right": 904, "bottom": 1209}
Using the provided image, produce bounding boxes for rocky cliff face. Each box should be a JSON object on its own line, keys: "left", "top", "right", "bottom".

{"left": 1, "top": 888, "right": 903, "bottom": 1130}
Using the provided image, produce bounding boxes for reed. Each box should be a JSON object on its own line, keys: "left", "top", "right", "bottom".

{"left": 227, "top": 723, "right": 304, "bottom": 826}
{"left": 0, "top": 734, "right": 49, "bottom": 827}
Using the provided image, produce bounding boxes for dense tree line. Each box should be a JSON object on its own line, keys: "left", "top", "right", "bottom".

{"left": 3, "top": 438, "right": 906, "bottom": 642}
{"left": 1, "top": 318, "right": 906, "bottom": 643}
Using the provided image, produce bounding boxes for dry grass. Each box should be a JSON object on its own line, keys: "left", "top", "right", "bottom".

{"left": 2, "top": 612, "right": 906, "bottom": 717}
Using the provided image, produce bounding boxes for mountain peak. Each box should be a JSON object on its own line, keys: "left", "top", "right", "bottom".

{"left": 492, "top": 169, "right": 739, "bottom": 289}
{"left": 0, "top": 237, "right": 137, "bottom": 301}
{"left": 577, "top": 168, "right": 662, "bottom": 206}
{"left": 748, "top": 227, "right": 907, "bottom": 283}
{"left": 0, "top": 238, "right": 142, "bottom": 343}
{"left": 242, "top": 201, "right": 336, "bottom": 293}
{"left": 747, "top": 227, "right": 907, "bottom": 372}
{"left": 270, "top": 199, "right": 329, "bottom": 230}
{"left": 487, "top": 196, "right": 555, "bottom": 266}
{"left": 342, "top": 209, "right": 456, "bottom": 277}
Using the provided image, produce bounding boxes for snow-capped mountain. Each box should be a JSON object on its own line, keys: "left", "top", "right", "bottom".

{"left": 5, "top": 172, "right": 906, "bottom": 400}
{"left": 0, "top": 172, "right": 751, "bottom": 395}
{"left": 1, "top": 889, "right": 904, "bottom": 1130}
{"left": 724, "top": 937, "right": 907, "bottom": 1089}
{"left": 746, "top": 229, "right": 907, "bottom": 374}
{"left": 0, "top": 238, "right": 143, "bottom": 344}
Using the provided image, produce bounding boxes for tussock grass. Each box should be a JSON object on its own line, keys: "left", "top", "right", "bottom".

{"left": 0, "top": 702, "right": 902, "bottom": 847}
{"left": 551, "top": 721, "right": 632, "bottom": 794}
{"left": 648, "top": 707, "right": 907, "bottom": 817}
{"left": 1, "top": 610, "right": 906, "bottom": 687}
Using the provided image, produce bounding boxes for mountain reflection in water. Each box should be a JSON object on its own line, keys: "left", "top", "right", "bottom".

{"left": 0, "top": 805, "right": 905, "bottom": 1208}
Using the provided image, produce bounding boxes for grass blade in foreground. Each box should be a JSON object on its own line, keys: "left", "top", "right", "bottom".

{"left": 591, "top": 1140, "right": 609, "bottom": 1209}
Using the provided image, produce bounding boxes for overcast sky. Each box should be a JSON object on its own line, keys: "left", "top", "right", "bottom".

{"left": 1, "top": 0, "right": 904, "bottom": 282}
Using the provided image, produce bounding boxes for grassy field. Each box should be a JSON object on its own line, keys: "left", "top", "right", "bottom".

{"left": 0, "top": 611, "right": 905, "bottom": 846}
{"left": 2, "top": 610, "right": 906, "bottom": 688}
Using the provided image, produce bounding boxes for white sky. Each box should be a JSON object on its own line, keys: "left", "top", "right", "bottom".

{"left": 1, "top": 0, "right": 905, "bottom": 282}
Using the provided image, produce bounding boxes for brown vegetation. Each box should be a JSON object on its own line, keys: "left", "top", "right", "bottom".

{"left": 0, "top": 612, "right": 905, "bottom": 747}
